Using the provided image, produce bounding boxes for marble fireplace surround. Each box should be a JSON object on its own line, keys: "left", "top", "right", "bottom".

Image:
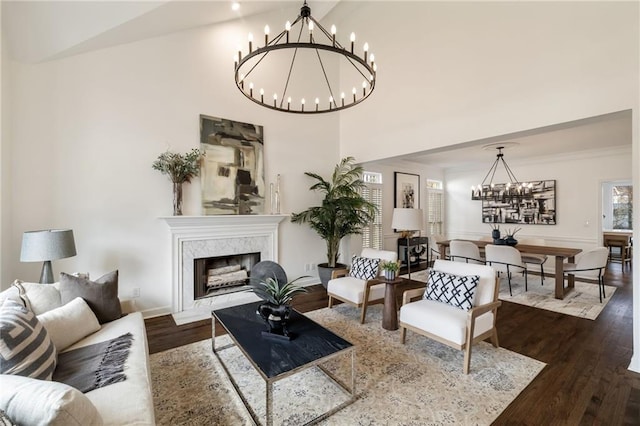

{"left": 162, "top": 215, "right": 289, "bottom": 317}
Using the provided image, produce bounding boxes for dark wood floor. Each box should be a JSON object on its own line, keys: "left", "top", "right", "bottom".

{"left": 145, "top": 263, "right": 640, "bottom": 425}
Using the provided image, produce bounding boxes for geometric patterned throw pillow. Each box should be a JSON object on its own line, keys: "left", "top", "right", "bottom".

{"left": 349, "top": 256, "right": 380, "bottom": 281}
{"left": 0, "top": 298, "right": 57, "bottom": 380}
{"left": 423, "top": 269, "right": 480, "bottom": 311}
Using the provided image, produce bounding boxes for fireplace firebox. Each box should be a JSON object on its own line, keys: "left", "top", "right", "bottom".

{"left": 193, "top": 252, "right": 261, "bottom": 299}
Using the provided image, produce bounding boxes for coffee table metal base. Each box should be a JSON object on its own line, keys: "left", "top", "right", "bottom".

{"left": 212, "top": 317, "right": 357, "bottom": 426}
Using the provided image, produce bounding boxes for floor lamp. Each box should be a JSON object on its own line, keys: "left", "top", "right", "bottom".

{"left": 391, "top": 208, "right": 423, "bottom": 280}
{"left": 20, "top": 229, "right": 77, "bottom": 283}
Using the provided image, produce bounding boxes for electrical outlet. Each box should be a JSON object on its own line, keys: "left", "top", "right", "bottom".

{"left": 132, "top": 288, "right": 140, "bottom": 298}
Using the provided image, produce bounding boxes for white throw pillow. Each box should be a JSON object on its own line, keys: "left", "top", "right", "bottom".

{"left": 0, "top": 374, "right": 103, "bottom": 426}
{"left": 12, "top": 280, "right": 62, "bottom": 315}
{"left": 37, "top": 297, "right": 101, "bottom": 352}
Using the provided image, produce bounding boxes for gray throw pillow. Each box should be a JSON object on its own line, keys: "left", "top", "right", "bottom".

{"left": 0, "top": 299, "right": 57, "bottom": 380}
{"left": 59, "top": 271, "right": 122, "bottom": 324}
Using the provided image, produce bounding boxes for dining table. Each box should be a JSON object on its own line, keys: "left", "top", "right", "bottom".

{"left": 437, "top": 240, "right": 583, "bottom": 299}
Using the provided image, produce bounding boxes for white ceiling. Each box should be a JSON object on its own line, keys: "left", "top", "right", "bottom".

{"left": 1, "top": 0, "right": 632, "bottom": 168}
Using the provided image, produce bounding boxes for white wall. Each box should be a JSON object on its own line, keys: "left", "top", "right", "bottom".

{"left": 337, "top": 2, "right": 638, "bottom": 162}
{"left": 4, "top": 14, "right": 340, "bottom": 316}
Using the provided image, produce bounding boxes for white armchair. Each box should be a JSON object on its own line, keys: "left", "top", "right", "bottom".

{"left": 399, "top": 259, "right": 500, "bottom": 374}
{"left": 327, "top": 248, "right": 398, "bottom": 324}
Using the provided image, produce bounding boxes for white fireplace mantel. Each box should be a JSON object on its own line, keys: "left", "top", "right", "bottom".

{"left": 161, "top": 214, "right": 289, "bottom": 314}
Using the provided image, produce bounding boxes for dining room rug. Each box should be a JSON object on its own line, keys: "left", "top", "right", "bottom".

{"left": 402, "top": 270, "right": 616, "bottom": 320}
{"left": 151, "top": 304, "right": 545, "bottom": 426}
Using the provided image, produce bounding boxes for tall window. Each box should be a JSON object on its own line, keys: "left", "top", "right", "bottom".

{"left": 362, "top": 171, "right": 383, "bottom": 249}
{"left": 426, "top": 180, "right": 444, "bottom": 236}
{"left": 612, "top": 185, "right": 633, "bottom": 230}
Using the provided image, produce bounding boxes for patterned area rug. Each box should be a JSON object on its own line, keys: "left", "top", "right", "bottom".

{"left": 151, "top": 305, "right": 545, "bottom": 425}
{"left": 403, "top": 270, "right": 615, "bottom": 320}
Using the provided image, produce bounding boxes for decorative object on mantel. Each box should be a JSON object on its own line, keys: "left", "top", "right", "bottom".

{"left": 471, "top": 146, "right": 534, "bottom": 202}
{"left": 152, "top": 148, "right": 204, "bottom": 216}
{"left": 247, "top": 274, "right": 308, "bottom": 340}
{"left": 234, "top": 1, "right": 376, "bottom": 114}
{"left": 200, "top": 115, "right": 265, "bottom": 215}
{"left": 270, "top": 174, "right": 281, "bottom": 214}
{"left": 291, "top": 157, "right": 377, "bottom": 286}
{"left": 380, "top": 260, "right": 400, "bottom": 280}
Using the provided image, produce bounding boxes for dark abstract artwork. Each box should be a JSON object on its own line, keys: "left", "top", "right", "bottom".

{"left": 482, "top": 180, "right": 556, "bottom": 225}
{"left": 200, "top": 115, "right": 265, "bottom": 215}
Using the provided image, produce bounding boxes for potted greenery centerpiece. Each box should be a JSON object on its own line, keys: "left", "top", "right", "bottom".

{"left": 248, "top": 275, "right": 308, "bottom": 338}
{"left": 380, "top": 260, "right": 400, "bottom": 280}
{"left": 152, "top": 148, "right": 204, "bottom": 215}
{"left": 291, "top": 157, "right": 377, "bottom": 287}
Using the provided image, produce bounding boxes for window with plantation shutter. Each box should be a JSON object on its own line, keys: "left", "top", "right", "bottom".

{"left": 427, "top": 185, "right": 444, "bottom": 236}
{"left": 361, "top": 172, "right": 383, "bottom": 250}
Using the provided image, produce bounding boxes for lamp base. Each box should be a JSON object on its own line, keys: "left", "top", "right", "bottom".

{"left": 39, "top": 261, "right": 54, "bottom": 284}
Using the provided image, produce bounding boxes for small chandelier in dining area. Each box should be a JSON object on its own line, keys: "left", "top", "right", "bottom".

{"left": 471, "top": 146, "right": 534, "bottom": 202}
{"left": 233, "top": 1, "right": 376, "bottom": 114}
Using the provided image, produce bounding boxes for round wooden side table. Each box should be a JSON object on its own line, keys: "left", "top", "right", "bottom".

{"left": 380, "top": 277, "right": 405, "bottom": 331}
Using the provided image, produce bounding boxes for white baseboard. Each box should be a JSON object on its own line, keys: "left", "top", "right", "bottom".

{"left": 629, "top": 354, "right": 640, "bottom": 373}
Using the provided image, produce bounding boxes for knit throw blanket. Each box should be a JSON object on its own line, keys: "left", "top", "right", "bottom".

{"left": 53, "top": 332, "right": 134, "bottom": 393}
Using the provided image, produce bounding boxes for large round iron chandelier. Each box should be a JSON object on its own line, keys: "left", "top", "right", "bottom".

{"left": 233, "top": 1, "right": 377, "bottom": 114}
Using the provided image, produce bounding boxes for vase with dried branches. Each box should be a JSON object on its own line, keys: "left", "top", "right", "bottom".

{"left": 152, "top": 148, "right": 204, "bottom": 215}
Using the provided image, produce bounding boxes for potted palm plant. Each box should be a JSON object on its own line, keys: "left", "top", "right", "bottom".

{"left": 291, "top": 157, "right": 377, "bottom": 287}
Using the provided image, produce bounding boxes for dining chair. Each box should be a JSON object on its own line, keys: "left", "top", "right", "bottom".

{"left": 603, "top": 234, "right": 632, "bottom": 272}
{"left": 449, "top": 240, "right": 485, "bottom": 265}
{"left": 563, "top": 247, "right": 609, "bottom": 302}
{"left": 485, "top": 244, "right": 528, "bottom": 296}
{"left": 518, "top": 238, "right": 548, "bottom": 285}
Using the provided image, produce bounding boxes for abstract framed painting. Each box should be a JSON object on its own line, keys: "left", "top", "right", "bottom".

{"left": 199, "top": 115, "right": 265, "bottom": 215}
{"left": 481, "top": 179, "right": 556, "bottom": 225}
{"left": 394, "top": 172, "right": 420, "bottom": 209}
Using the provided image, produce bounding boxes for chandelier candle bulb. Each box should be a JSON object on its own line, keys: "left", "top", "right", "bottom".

{"left": 287, "top": 97, "right": 291, "bottom": 110}
{"left": 341, "top": 92, "right": 345, "bottom": 106}
{"left": 264, "top": 25, "right": 270, "bottom": 45}
{"left": 331, "top": 25, "right": 336, "bottom": 46}
{"left": 350, "top": 32, "right": 355, "bottom": 53}
{"left": 248, "top": 33, "right": 253, "bottom": 52}
{"left": 309, "top": 21, "right": 314, "bottom": 41}
{"left": 362, "top": 81, "right": 367, "bottom": 96}
{"left": 273, "top": 93, "right": 277, "bottom": 107}
{"left": 352, "top": 87, "right": 356, "bottom": 102}
{"left": 260, "top": 88, "right": 264, "bottom": 103}
{"left": 363, "top": 42, "right": 369, "bottom": 62}
{"left": 285, "top": 21, "right": 291, "bottom": 43}
{"left": 301, "top": 98, "right": 305, "bottom": 112}
{"left": 249, "top": 82, "right": 253, "bottom": 97}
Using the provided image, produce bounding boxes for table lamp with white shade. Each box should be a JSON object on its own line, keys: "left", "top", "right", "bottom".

{"left": 20, "top": 229, "right": 77, "bottom": 284}
{"left": 391, "top": 208, "right": 423, "bottom": 279}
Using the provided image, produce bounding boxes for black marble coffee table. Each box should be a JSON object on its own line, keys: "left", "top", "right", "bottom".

{"left": 212, "top": 301, "right": 356, "bottom": 426}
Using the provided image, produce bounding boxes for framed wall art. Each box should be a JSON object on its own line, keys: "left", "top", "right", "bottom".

{"left": 199, "top": 115, "right": 265, "bottom": 215}
{"left": 394, "top": 172, "right": 420, "bottom": 209}
{"left": 482, "top": 179, "right": 556, "bottom": 225}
